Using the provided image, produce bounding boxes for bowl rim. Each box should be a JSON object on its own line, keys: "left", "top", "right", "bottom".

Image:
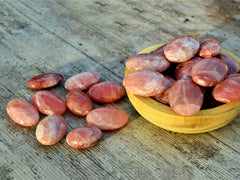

{"left": 125, "top": 43, "right": 240, "bottom": 117}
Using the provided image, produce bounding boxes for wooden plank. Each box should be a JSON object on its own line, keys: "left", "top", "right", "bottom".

{"left": 0, "top": 0, "right": 240, "bottom": 179}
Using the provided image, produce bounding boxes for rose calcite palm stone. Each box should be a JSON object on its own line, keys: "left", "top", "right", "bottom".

{"left": 36, "top": 115, "right": 67, "bottom": 145}
{"left": 86, "top": 107, "right": 128, "bottom": 130}
{"left": 191, "top": 58, "right": 228, "bottom": 87}
{"left": 32, "top": 91, "right": 66, "bottom": 115}
{"left": 64, "top": 72, "right": 100, "bottom": 91}
{"left": 6, "top": 99, "right": 39, "bottom": 126}
{"left": 169, "top": 78, "right": 204, "bottom": 116}
{"left": 212, "top": 74, "right": 240, "bottom": 103}
{"left": 66, "top": 126, "right": 102, "bottom": 149}
{"left": 198, "top": 38, "right": 222, "bottom": 57}
{"left": 126, "top": 53, "right": 170, "bottom": 72}
{"left": 123, "top": 69, "right": 167, "bottom": 97}
{"left": 66, "top": 90, "right": 92, "bottom": 116}
{"left": 164, "top": 35, "right": 200, "bottom": 62}
{"left": 27, "top": 73, "right": 63, "bottom": 89}
{"left": 89, "top": 82, "right": 125, "bottom": 103}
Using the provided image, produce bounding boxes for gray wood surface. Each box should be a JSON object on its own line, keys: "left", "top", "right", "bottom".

{"left": 1, "top": 0, "right": 240, "bottom": 179}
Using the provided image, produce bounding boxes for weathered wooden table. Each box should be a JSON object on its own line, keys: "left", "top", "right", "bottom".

{"left": 1, "top": 0, "right": 240, "bottom": 179}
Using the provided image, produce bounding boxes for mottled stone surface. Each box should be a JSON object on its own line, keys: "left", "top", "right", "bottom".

{"left": 27, "top": 73, "right": 63, "bottom": 89}
{"left": 191, "top": 58, "right": 228, "bottom": 87}
{"left": 66, "top": 126, "right": 102, "bottom": 149}
{"left": 89, "top": 82, "right": 125, "bottom": 103}
{"left": 123, "top": 69, "right": 167, "bottom": 96}
{"left": 169, "top": 79, "right": 204, "bottom": 116}
{"left": 86, "top": 107, "right": 128, "bottom": 130}
{"left": 32, "top": 91, "right": 66, "bottom": 115}
{"left": 66, "top": 90, "right": 92, "bottom": 116}
{"left": 6, "top": 99, "right": 39, "bottom": 126}
{"left": 36, "top": 115, "right": 67, "bottom": 145}
{"left": 213, "top": 74, "right": 240, "bottom": 103}
{"left": 64, "top": 72, "right": 100, "bottom": 91}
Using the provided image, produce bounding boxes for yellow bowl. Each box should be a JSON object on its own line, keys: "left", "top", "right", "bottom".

{"left": 125, "top": 44, "right": 240, "bottom": 133}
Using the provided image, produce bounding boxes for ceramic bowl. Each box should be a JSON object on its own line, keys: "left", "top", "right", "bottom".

{"left": 125, "top": 44, "right": 240, "bottom": 133}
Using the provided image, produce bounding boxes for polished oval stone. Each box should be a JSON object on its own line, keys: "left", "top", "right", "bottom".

{"left": 123, "top": 69, "right": 167, "bottom": 97}
{"left": 198, "top": 38, "right": 221, "bottom": 57}
{"left": 89, "top": 82, "right": 125, "bottom": 103}
{"left": 191, "top": 58, "right": 228, "bottom": 87}
{"left": 36, "top": 115, "right": 67, "bottom": 145}
{"left": 212, "top": 73, "right": 240, "bottom": 103}
{"left": 169, "top": 79, "right": 204, "bottom": 116}
{"left": 66, "top": 126, "right": 102, "bottom": 149}
{"left": 164, "top": 35, "right": 200, "bottom": 62}
{"left": 6, "top": 99, "right": 39, "bottom": 126}
{"left": 86, "top": 107, "right": 128, "bottom": 130}
{"left": 64, "top": 72, "right": 100, "bottom": 91}
{"left": 32, "top": 91, "right": 66, "bottom": 115}
{"left": 66, "top": 90, "right": 92, "bottom": 116}
{"left": 126, "top": 53, "right": 170, "bottom": 72}
{"left": 27, "top": 73, "right": 63, "bottom": 89}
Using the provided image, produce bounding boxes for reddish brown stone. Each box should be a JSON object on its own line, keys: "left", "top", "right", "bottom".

{"left": 86, "top": 107, "right": 128, "bottom": 130}
{"left": 36, "top": 115, "right": 67, "bottom": 145}
{"left": 212, "top": 73, "right": 240, "bottom": 103}
{"left": 191, "top": 58, "right": 228, "bottom": 87}
{"left": 89, "top": 82, "right": 125, "bottom": 103}
{"left": 66, "top": 126, "right": 102, "bottom": 149}
{"left": 164, "top": 35, "right": 200, "bottom": 62}
{"left": 27, "top": 73, "right": 63, "bottom": 89}
{"left": 123, "top": 70, "right": 167, "bottom": 97}
{"left": 6, "top": 99, "right": 39, "bottom": 126}
{"left": 169, "top": 79, "right": 204, "bottom": 116}
{"left": 198, "top": 38, "right": 221, "bottom": 57}
{"left": 64, "top": 72, "right": 100, "bottom": 91}
{"left": 66, "top": 90, "right": 92, "bottom": 116}
{"left": 32, "top": 91, "right": 66, "bottom": 115}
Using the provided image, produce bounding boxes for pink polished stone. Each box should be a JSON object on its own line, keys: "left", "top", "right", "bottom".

{"left": 198, "top": 38, "right": 221, "bottom": 57}
{"left": 153, "top": 75, "right": 176, "bottom": 105}
{"left": 64, "top": 72, "right": 100, "bottom": 91}
{"left": 27, "top": 73, "right": 63, "bottom": 89}
{"left": 169, "top": 79, "right": 204, "bottom": 116}
{"left": 151, "top": 44, "right": 167, "bottom": 55}
{"left": 191, "top": 58, "right": 228, "bottom": 87}
{"left": 88, "top": 82, "right": 125, "bottom": 103}
{"left": 86, "top": 107, "right": 128, "bottom": 130}
{"left": 215, "top": 53, "right": 240, "bottom": 75}
{"left": 123, "top": 69, "right": 167, "bottom": 97}
{"left": 126, "top": 53, "right": 170, "bottom": 73}
{"left": 6, "top": 99, "right": 39, "bottom": 126}
{"left": 32, "top": 91, "right": 66, "bottom": 115}
{"left": 66, "top": 90, "right": 92, "bottom": 116}
{"left": 36, "top": 115, "right": 67, "bottom": 145}
{"left": 66, "top": 126, "right": 102, "bottom": 149}
{"left": 175, "top": 57, "right": 201, "bottom": 80}
{"left": 164, "top": 35, "right": 200, "bottom": 62}
{"left": 212, "top": 74, "right": 240, "bottom": 103}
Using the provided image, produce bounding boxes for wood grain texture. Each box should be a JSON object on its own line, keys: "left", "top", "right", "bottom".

{"left": 0, "top": 0, "right": 240, "bottom": 179}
